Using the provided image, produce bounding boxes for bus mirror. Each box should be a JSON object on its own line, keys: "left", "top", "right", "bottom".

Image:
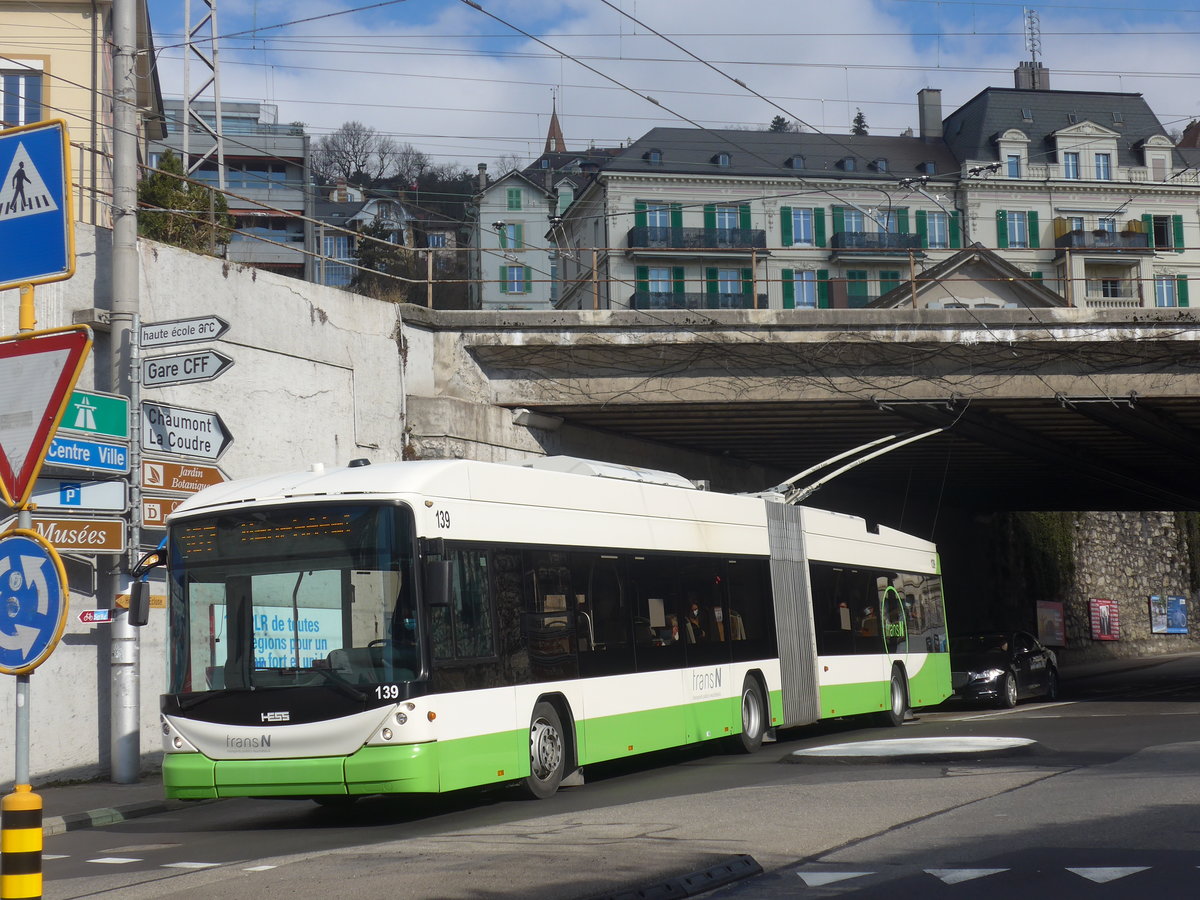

{"left": 131, "top": 548, "right": 165, "bottom": 579}
{"left": 129, "top": 581, "right": 151, "bottom": 627}
{"left": 423, "top": 559, "right": 453, "bottom": 607}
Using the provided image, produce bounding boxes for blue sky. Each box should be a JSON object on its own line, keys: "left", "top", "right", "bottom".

{"left": 147, "top": 0, "right": 1200, "bottom": 169}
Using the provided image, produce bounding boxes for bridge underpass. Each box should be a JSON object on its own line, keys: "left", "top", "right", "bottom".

{"left": 402, "top": 306, "right": 1200, "bottom": 524}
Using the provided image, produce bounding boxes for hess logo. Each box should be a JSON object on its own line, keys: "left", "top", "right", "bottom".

{"left": 261, "top": 711, "right": 290, "bottom": 723}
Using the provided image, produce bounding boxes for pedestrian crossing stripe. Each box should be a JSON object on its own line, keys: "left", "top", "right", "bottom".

{"left": 796, "top": 871, "right": 872, "bottom": 886}
{"left": 1066, "top": 867, "right": 1150, "bottom": 883}
{"left": 926, "top": 868, "right": 1009, "bottom": 884}
{"left": 0, "top": 142, "right": 60, "bottom": 222}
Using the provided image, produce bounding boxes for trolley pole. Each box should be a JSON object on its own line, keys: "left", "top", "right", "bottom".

{"left": 110, "top": 0, "right": 142, "bottom": 784}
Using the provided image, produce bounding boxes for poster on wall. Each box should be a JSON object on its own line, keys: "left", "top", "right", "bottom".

{"left": 1037, "top": 600, "right": 1065, "bottom": 646}
{"left": 1090, "top": 598, "right": 1120, "bottom": 641}
{"left": 1149, "top": 595, "right": 1189, "bottom": 634}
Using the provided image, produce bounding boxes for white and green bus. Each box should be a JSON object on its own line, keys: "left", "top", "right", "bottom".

{"left": 144, "top": 456, "right": 951, "bottom": 802}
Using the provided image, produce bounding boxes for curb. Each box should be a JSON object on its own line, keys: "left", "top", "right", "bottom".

{"left": 43, "top": 799, "right": 211, "bottom": 836}
{"left": 784, "top": 736, "right": 1041, "bottom": 765}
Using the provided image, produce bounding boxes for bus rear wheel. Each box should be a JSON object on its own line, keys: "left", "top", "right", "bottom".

{"left": 522, "top": 701, "right": 566, "bottom": 799}
{"left": 732, "top": 677, "right": 767, "bottom": 754}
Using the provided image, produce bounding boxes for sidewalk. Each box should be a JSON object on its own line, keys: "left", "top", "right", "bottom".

{"left": 10, "top": 774, "right": 192, "bottom": 837}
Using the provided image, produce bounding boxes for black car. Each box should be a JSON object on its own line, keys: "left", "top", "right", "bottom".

{"left": 950, "top": 630, "right": 1059, "bottom": 708}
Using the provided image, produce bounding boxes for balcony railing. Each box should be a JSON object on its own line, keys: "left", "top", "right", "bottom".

{"left": 830, "top": 232, "right": 923, "bottom": 253}
{"left": 1055, "top": 230, "right": 1150, "bottom": 252}
{"left": 626, "top": 226, "right": 767, "bottom": 251}
{"left": 629, "top": 291, "right": 766, "bottom": 310}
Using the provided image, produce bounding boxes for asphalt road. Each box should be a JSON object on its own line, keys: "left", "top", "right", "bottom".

{"left": 41, "top": 654, "right": 1200, "bottom": 899}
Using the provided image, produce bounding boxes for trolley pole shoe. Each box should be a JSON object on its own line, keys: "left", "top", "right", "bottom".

{"left": 1, "top": 785, "right": 42, "bottom": 900}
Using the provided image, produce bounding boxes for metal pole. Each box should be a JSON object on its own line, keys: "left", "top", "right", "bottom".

{"left": 110, "top": 0, "right": 141, "bottom": 784}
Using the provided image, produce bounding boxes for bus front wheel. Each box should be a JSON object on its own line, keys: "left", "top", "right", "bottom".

{"left": 522, "top": 701, "right": 566, "bottom": 799}
{"left": 880, "top": 669, "right": 909, "bottom": 727}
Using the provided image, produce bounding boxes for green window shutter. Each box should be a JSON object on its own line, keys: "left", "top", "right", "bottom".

{"left": 739, "top": 205, "right": 752, "bottom": 231}
{"left": 1031, "top": 271, "right": 1043, "bottom": 281}
{"left": 896, "top": 209, "right": 909, "bottom": 234}
{"left": 499, "top": 266, "right": 508, "bottom": 293}
{"left": 832, "top": 206, "right": 845, "bottom": 235}
{"left": 915, "top": 209, "right": 928, "bottom": 248}
{"left": 782, "top": 269, "right": 795, "bottom": 309}
{"left": 513, "top": 223, "right": 523, "bottom": 249}
{"left": 706, "top": 267, "right": 719, "bottom": 295}
{"left": 524, "top": 266, "right": 533, "bottom": 293}
{"left": 880, "top": 270, "right": 901, "bottom": 294}
{"left": 507, "top": 187, "right": 521, "bottom": 210}
{"left": 780, "top": 206, "right": 793, "bottom": 246}
{"left": 816, "top": 269, "right": 830, "bottom": 308}
{"left": 996, "top": 210, "right": 1009, "bottom": 249}
{"left": 704, "top": 204, "right": 716, "bottom": 231}
{"left": 670, "top": 203, "right": 683, "bottom": 230}
{"left": 498, "top": 227, "right": 508, "bottom": 249}
{"left": 1142, "top": 214, "right": 1155, "bottom": 248}
{"left": 1174, "top": 214, "right": 1186, "bottom": 252}
{"left": 636, "top": 265, "right": 649, "bottom": 293}
{"left": 634, "top": 200, "right": 647, "bottom": 228}
{"left": 950, "top": 211, "right": 962, "bottom": 249}
{"left": 1027, "top": 210, "right": 1040, "bottom": 248}
{"left": 1178, "top": 274, "right": 1190, "bottom": 307}
{"left": 672, "top": 266, "right": 686, "bottom": 294}
{"left": 814, "top": 209, "right": 827, "bottom": 247}
{"left": 741, "top": 267, "right": 753, "bottom": 295}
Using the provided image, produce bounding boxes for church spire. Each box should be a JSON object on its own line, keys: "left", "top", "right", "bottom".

{"left": 544, "top": 97, "right": 566, "bottom": 154}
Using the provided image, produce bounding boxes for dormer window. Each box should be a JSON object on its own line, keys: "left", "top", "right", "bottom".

{"left": 841, "top": 157, "right": 857, "bottom": 172}
{"left": 787, "top": 155, "right": 805, "bottom": 170}
{"left": 539, "top": 158, "right": 549, "bottom": 169}
{"left": 644, "top": 148, "right": 663, "bottom": 164}
{"left": 713, "top": 152, "right": 731, "bottom": 167}
{"left": 919, "top": 160, "right": 936, "bottom": 175}
{"left": 1021, "top": 108, "right": 1033, "bottom": 121}
{"left": 872, "top": 158, "right": 889, "bottom": 173}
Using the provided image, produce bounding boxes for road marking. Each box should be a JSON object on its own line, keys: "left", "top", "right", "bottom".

{"left": 244, "top": 865, "right": 278, "bottom": 872}
{"left": 926, "top": 868, "right": 1009, "bottom": 884}
{"left": 1067, "top": 866, "right": 1150, "bottom": 883}
{"left": 87, "top": 857, "right": 142, "bottom": 864}
{"left": 43, "top": 854, "right": 69, "bottom": 860}
{"left": 796, "top": 871, "right": 872, "bottom": 886}
{"left": 947, "top": 701, "right": 1076, "bottom": 721}
{"left": 162, "top": 861, "right": 220, "bottom": 869}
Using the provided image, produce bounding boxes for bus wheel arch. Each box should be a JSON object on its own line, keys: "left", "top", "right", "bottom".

{"left": 521, "top": 694, "right": 575, "bottom": 799}
{"left": 880, "top": 664, "right": 909, "bottom": 727}
{"left": 732, "top": 672, "right": 768, "bottom": 754}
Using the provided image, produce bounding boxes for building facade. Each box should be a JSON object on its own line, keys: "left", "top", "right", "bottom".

{"left": 0, "top": 0, "right": 164, "bottom": 225}
{"left": 150, "top": 99, "right": 314, "bottom": 280}
{"left": 556, "top": 68, "right": 1196, "bottom": 313}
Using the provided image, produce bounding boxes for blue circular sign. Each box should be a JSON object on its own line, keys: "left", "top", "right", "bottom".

{"left": 0, "top": 529, "right": 69, "bottom": 675}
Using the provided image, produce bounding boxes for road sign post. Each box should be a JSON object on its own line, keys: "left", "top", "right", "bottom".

{"left": 0, "top": 121, "right": 75, "bottom": 294}
{"left": 57, "top": 389, "right": 130, "bottom": 441}
{"left": 141, "top": 402, "right": 232, "bottom": 460}
{"left": 142, "top": 349, "right": 233, "bottom": 388}
{"left": 139, "top": 316, "right": 229, "bottom": 349}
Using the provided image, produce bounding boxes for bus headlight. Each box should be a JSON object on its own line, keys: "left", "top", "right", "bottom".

{"left": 395, "top": 712, "right": 407, "bottom": 725}
{"left": 381, "top": 728, "right": 393, "bottom": 741}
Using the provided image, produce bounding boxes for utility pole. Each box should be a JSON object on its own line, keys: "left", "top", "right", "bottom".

{"left": 110, "top": 0, "right": 141, "bottom": 785}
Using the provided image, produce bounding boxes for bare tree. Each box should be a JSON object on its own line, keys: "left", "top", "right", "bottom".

{"left": 394, "top": 144, "right": 432, "bottom": 187}
{"left": 492, "top": 151, "right": 527, "bottom": 175}
{"left": 313, "top": 121, "right": 401, "bottom": 184}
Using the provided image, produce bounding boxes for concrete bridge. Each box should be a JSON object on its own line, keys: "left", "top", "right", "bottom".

{"left": 401, "top": 306, "right": 1200, "bottom": 521}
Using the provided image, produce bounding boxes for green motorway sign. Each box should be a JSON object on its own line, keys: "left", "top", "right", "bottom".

{"left": 57, "top": 389, "right": 129, "bottom": 440}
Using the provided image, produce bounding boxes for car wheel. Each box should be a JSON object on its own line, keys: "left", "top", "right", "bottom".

{"left": 998, "top": 670, "right": 1019, "bottom": 708}
{"left": 1044, "top": 667, "right": 1059, "bottom": 701}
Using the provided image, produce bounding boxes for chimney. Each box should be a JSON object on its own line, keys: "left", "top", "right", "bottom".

{"left": 477, "top": 162, "right": 488, "bottom": 190}
{"left": 334, "top": 177, "right": 348, "bottom": 202}
{"left": 918, "top": 88, "right": 942, "bottom": 140}
{"left": 1015, "top": 61, "right": 1051, "bottom": 90}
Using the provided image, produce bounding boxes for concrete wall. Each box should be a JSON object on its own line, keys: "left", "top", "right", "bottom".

{"left": 0, "top": 224, "right": 405, "bottom": 783}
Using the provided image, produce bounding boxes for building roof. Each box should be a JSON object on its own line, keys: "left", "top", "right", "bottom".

{"left": 942, "top": 87, "right": 1174, "bottom": 169}
{"left": 872, "top": 242, "right": 1067, "bottom": 309}
{"left": 602, "top": 127, "right": 960, "bottom": 181}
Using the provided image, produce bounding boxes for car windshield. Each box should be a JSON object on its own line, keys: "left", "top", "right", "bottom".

{"left": 166, "top": 502, "right": 419, "bottom": 694}
{"left": 955, "top": 633, "right": 1009, "bottom": 653}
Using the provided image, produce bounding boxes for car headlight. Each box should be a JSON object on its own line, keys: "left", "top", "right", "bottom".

{"left": 970, "top": 667, "right": 1005, "bottom": 682}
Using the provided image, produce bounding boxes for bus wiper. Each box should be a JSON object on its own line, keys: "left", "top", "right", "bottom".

{"left": 303, "top": 664, "right": 369, "bottom": 701}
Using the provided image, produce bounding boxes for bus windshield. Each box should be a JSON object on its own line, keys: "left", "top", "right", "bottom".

{"left": 166, "top": 502, "right": 419, "bottom": 694}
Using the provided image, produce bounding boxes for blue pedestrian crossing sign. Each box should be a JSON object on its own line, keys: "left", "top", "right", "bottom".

{"left": 0, "top": 529, "right": 69, "bottom": 675}
{"left": 0, "top": 120, "right": 75, "bottom": 292}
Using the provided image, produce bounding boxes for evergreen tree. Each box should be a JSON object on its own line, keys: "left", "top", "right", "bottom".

{"left": 769, "top": 115, "right": 791, "bottom": 133}
{"left": 138, "top": 151, "right": 233, "bottom": 255}
{"left": 350, "top": 220, "right": 422, "bottom": 303}
{"left": 851, "top": 109, "right": 869, "bottom": 136}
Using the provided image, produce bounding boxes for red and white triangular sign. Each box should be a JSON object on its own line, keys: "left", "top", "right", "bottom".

{"left": 0, "top": 326, "right": 92, "bottom": 508}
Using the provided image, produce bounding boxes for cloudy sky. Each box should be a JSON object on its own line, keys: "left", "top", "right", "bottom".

{"left": 147, "top": 0, "right": 1200, "bottom": 171}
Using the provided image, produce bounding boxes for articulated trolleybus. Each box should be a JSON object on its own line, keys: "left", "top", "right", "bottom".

{"left": 145, "top": 456, "right": 951, "bottom": 802}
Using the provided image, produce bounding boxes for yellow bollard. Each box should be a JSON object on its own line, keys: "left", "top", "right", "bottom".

{"left": 1, "top": 785, "right": 42, "bottom": 900}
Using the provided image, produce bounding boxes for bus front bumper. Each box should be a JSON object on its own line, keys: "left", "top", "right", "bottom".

{"left": 163, "top": 743, "right": 441, "bottom": 799}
